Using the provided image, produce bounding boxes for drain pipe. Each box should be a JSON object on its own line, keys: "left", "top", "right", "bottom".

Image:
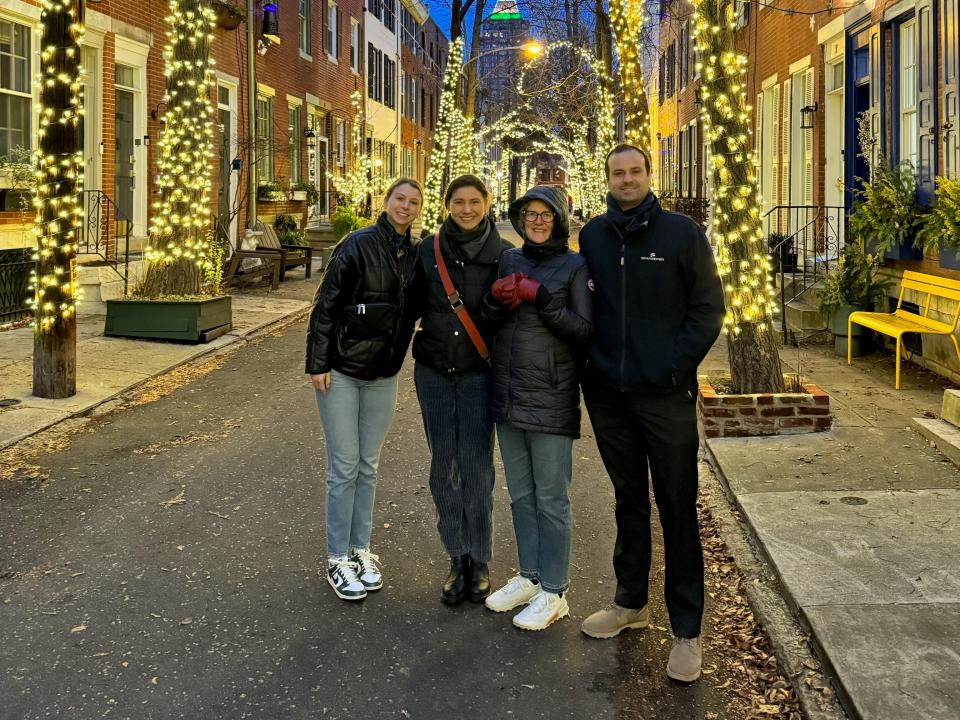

{"left": 246, "top": 0, "right": 257, "bottom": 228}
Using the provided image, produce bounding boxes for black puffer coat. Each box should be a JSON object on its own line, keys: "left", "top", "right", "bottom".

{"left": 305, "top": 213, "right": 418, "bottom": 380}
{"left": 485, "top": 186, "right": 593, "bottom": 438}
{"left": 411, "top": 220, "right": 513, "bottom": 374}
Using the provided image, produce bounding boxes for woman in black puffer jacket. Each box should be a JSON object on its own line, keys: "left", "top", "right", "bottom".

{"left": 306, "top": 178, "right": 422, "bottom": 603}
{"left": 409, "top": 175, "right": 512, "bottom": 606}
{"left": 481, "top": 186, "right": 592, "bottom": 632}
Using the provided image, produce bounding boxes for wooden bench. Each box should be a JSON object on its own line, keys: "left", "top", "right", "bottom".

{"left": 222, "top": 249, "right": 281, "bottom": 290}
{"left": 848, "top": 270, "right": 960, "bottom": 389}
{"left": 254, "top": 222, "right": 313, "bottom": 281}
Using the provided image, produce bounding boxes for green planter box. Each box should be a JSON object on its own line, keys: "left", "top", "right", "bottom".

{"left": 105, "top": 296, "right": 232, "bottom": 343}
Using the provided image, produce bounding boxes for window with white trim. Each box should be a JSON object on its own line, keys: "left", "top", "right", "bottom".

{"left": 256, "top": 95, "right": 274, "bottom": 182}
{"left": 288, "top": 105, "right": 301, "bottom": 183}
{"left": 336, "top": 118, "right": 345, "bottom": 167}
{"left": 327, "top": 2, "right": 340, "bottom": 60}
{"left": 350, "top": 18, "right": 359, "bottom": 73}
{"left": 0, "top": 19, "right": 31, "bottom": 157}
{"left": 299, "top": 0, "right": 311, "bottom": 55}
{"left": 899, "top": 18, "right": 918, "bottom": 169}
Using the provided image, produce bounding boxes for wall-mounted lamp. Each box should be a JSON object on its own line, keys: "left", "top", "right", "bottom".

{"left": 303, "top": 127, "right": 317, "bottom": 149}
{"left": 800, "top": 102, "right": 818, "bottom": 130}
{"left": 150, "top": 101, "right": 167, "bottom": 123}
{"left": 262, "top": 3, "right": 280, "bottom": 45}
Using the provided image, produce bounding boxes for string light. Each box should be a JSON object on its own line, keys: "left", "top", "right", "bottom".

{"left": 142, "top": 0, "right": 217, "bottom": 295}
{"left": 692, "top": 0, "right": 777, "bottom": 335}
{"left": 609, "top": 0, "right": 652, "bottom": 153}
{"left": 327, "top": 91, "right": 388, "bottom": 216}
{"left": 29, "top": 0, "right": 85, "bottom": 332}
{"left": 421, "top": 36, "right": 474, "bottom": 233}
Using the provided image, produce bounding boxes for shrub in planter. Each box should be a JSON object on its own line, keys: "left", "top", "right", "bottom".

{"left": 817, "top": 243, "right": 889, "bottom": 357}
{"left": 331, "top": 204, "right": 371, "bottom": 241}
{"left": 917, "top": 175, "right": 960, "bottom": 269}
{"left": 291, "top": 182, "right": 319, "bottom": 206}
{"left": 257, "top": 181, "right": 286, "bottom": 202}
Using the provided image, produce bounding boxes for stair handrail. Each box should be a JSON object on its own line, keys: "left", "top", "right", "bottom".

{"left": 763, "top": 204, "right": 846, "bottom": 342}
{"left": 81, "top": 190, "right": 131, "bottom": 295}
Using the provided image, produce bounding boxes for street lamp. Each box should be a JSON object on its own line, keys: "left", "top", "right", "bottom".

{"left": 461, "top": 41, "right": 543, "bottom": 71}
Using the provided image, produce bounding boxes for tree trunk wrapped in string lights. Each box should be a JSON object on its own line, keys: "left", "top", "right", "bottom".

{"left": 141, "top": 0, "right": 217, "bottom": 297}
{"left": 692, "top": 0, "right": 784, "bottom": 393}
{"left": 31, "top": 0, "right": 84, "bottom": 398}
{"left": 608, "top": 0, "right": 652, "bottom": 154}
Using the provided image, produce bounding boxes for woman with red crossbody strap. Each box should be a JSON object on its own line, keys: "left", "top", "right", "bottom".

{"left": 408, "top": 175, "right": 512, "bottom": 605}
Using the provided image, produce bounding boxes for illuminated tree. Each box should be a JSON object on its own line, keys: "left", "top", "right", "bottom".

{"left": 328, "top": 91, "right": 387, "bottom": 218}
{"left": 692, "top": 0, "right": 784, "bottom": 392}
{"left": 141, "top": 0, "right": 217, "bottom": 297}
{"left": 31, "top": 0, "right": 84, "bottom": 398}
{"left": 608, "top": 0, "right": 652, "bottom": 154}
{"left": 422, "top": 36, "right": 477, "bottom": 233}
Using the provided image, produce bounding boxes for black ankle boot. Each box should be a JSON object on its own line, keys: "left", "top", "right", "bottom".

{"left": 468, "top": 560, "right": 490, "bottom": 602}
{"left": 441, "top": 555, "right": 469, "bottom": 605}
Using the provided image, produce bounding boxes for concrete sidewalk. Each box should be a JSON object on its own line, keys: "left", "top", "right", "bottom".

{"left": 0, "top": 278, "right": 316, "bottom": 451}
{"left": 701, "top": 338, "right": 960, "bottom": 720}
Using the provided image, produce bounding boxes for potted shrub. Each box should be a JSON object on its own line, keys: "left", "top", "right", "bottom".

{"left": 274, "top": 214, "right": 308, "bottom": 246}
{"left": 291, "top": 181, "right": 319, "bottom": 206}
{"left": 257, "top": 181, "right": 286, "bottom": 202}
{"left": 817, "top": 243, "right": 890, "bottom": 357}
{"left": 918, "top": 175, "right": 960, "bottom": 270}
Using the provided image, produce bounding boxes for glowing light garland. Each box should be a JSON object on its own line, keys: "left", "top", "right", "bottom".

{"left": 692, "top": 0, "right": 777, "bottom": 335}
{"left": 328, "top": 91, "right": 388, "bottom": 216}
{"left": 143, "top": 0, "right": 217, "bottom": 295}
{"left": 29, "top": 0, "right": 85, "bottom": 332}
{"left": 422, "top": 36, "right": 479, "bottom": 233}
{"left": 477, "top": 41, "right": 616, "bottom": 218}
{"left": 609, "top": 0, "right": 652, "bottom": 153}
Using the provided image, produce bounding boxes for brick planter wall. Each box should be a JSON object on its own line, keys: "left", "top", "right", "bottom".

{"left": 698, "top": 375, "right": 832, "bottom": 438}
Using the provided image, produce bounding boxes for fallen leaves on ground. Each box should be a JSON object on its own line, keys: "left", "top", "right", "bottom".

{"left": 699, "top": 498, "right": 804, "bottom": 720}
{"left": 123, "top": 355, "right": 227, "bottom": 407}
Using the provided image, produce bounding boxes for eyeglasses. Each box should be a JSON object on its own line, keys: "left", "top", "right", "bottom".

{"left": 521, "top": 210, "right": 555, "bottom": 223}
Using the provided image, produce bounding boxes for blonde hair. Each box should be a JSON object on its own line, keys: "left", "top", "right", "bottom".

{"left": 384, "top": 177, "right": 424, "bottom": 205}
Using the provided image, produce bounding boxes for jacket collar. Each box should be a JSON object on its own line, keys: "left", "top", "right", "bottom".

{"left": 604, "top": 191, "right": 660, "bottom": 237}
{"left": 375, "top": 212, "right": 413, "bottom": 252}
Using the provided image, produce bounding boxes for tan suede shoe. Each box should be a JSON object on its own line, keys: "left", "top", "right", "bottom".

{"left": 580, "top": 603, "right": 650, "bottom": 638}
{"left": 666, "top": 635, "right": 702, "bottom": 682}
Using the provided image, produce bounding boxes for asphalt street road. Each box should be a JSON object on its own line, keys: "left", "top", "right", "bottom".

{"left": 1, "top": 319, "right": 756, "bottom": 720}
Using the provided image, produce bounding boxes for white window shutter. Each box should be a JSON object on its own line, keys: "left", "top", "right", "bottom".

{"left": 782, "top": 78, "right": 792, "bottom": 207}
{"left": 755, "top": 91, "right": 764, "bottom": 202}
{"left": 772, "top": 84, "right": 781, "bottom": 207}
{"left": 803, "top": 68, "right": 814, "bottom": 205}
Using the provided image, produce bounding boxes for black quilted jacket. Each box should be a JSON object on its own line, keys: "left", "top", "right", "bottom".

{"left": 410, "top": 223, "right": 513, "bottom": 374}
{"left": 305, "top": 213, "right": 418, "bottom": 380}
{"left": 485, "top": 187, "right": 593, "bottom": 438}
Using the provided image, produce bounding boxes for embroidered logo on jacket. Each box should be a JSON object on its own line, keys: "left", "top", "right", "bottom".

{"left": 640, "top": 252, "right": 665, "bottom": 262}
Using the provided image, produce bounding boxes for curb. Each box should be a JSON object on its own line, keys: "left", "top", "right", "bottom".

{"left": 0, "top": 305, "right": 311, "bottom": 452}
{"left": 701, "top": 445, "right": 850, "bottom": 720}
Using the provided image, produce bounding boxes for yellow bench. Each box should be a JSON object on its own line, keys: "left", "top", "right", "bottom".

{"left": 848, "top": 270, "right": 960, "bottom": 389}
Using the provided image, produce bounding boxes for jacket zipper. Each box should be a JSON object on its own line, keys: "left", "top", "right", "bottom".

{"left": 620, "top": 242, "right": 626, "bottom": 391}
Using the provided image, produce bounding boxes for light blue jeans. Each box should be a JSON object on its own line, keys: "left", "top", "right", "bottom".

{"left": 316, "top": 369, "right": 399, "bottom": 561}
{"left": 496, "top": 423, "right": 574, "bottom": 594}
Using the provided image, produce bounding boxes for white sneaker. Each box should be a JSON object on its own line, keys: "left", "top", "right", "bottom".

{"left": 485, "top": 575, "right": 539, "bottom": 613}
{"left": 326, "top": 560, "right": 366, "bottom": 601}
{"left": 513, "top": 590, "right": 569, "bottom": 631}
{"left": 351, "top": 549, "right": 383, "bottom": 591}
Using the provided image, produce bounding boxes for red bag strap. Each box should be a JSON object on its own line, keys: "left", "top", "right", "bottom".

{"left": 434, "top": 233, "right": 490, "bottom": 362}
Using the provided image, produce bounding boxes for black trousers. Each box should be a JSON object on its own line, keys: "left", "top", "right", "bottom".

{"left": 583, "top": 381, "right": 704, "bottom": 639}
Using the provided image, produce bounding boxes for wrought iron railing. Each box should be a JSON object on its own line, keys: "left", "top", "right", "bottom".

{"left": 0, "top": 248, "right": 32, "bottom": 322}
{"left": 764, "top": 204, "right": 846, "bottom": 341}
{"left": 81, "top": 190, "right": 130, "bottom": 294}
{"left": 659, "top": 195, "right": 711, "bottom": 228}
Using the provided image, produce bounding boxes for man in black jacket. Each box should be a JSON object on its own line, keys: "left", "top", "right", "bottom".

{"left": 578, "top": 144, "right": 724, "bottom": 683}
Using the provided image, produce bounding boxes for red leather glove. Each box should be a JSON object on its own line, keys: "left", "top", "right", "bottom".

{"left": 491, "top": 272, "right": 525, "bottom": 309}
{"left": 516, "top": 277, "right": 542, "bottom": 305}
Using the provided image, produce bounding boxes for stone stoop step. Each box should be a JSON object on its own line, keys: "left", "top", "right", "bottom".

{"left": 76, "top": 260, "right": 145, "bottom": 316}
{"left": 784, "top": 298, "right": 827, "bottom": 334}
{"left": 911, "top": 388, "right": 960, "bottom": 468}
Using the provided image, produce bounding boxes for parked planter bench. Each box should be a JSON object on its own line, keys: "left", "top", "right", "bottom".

{"left": 105, "top": 296, "right": 232, "bottom": 343}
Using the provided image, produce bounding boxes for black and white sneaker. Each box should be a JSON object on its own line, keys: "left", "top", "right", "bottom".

{"left": 326, "top": 560, "right": 367, "bottom": 601}
{"left": 352, "top": 549, "right": 383, "bottom": 591}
